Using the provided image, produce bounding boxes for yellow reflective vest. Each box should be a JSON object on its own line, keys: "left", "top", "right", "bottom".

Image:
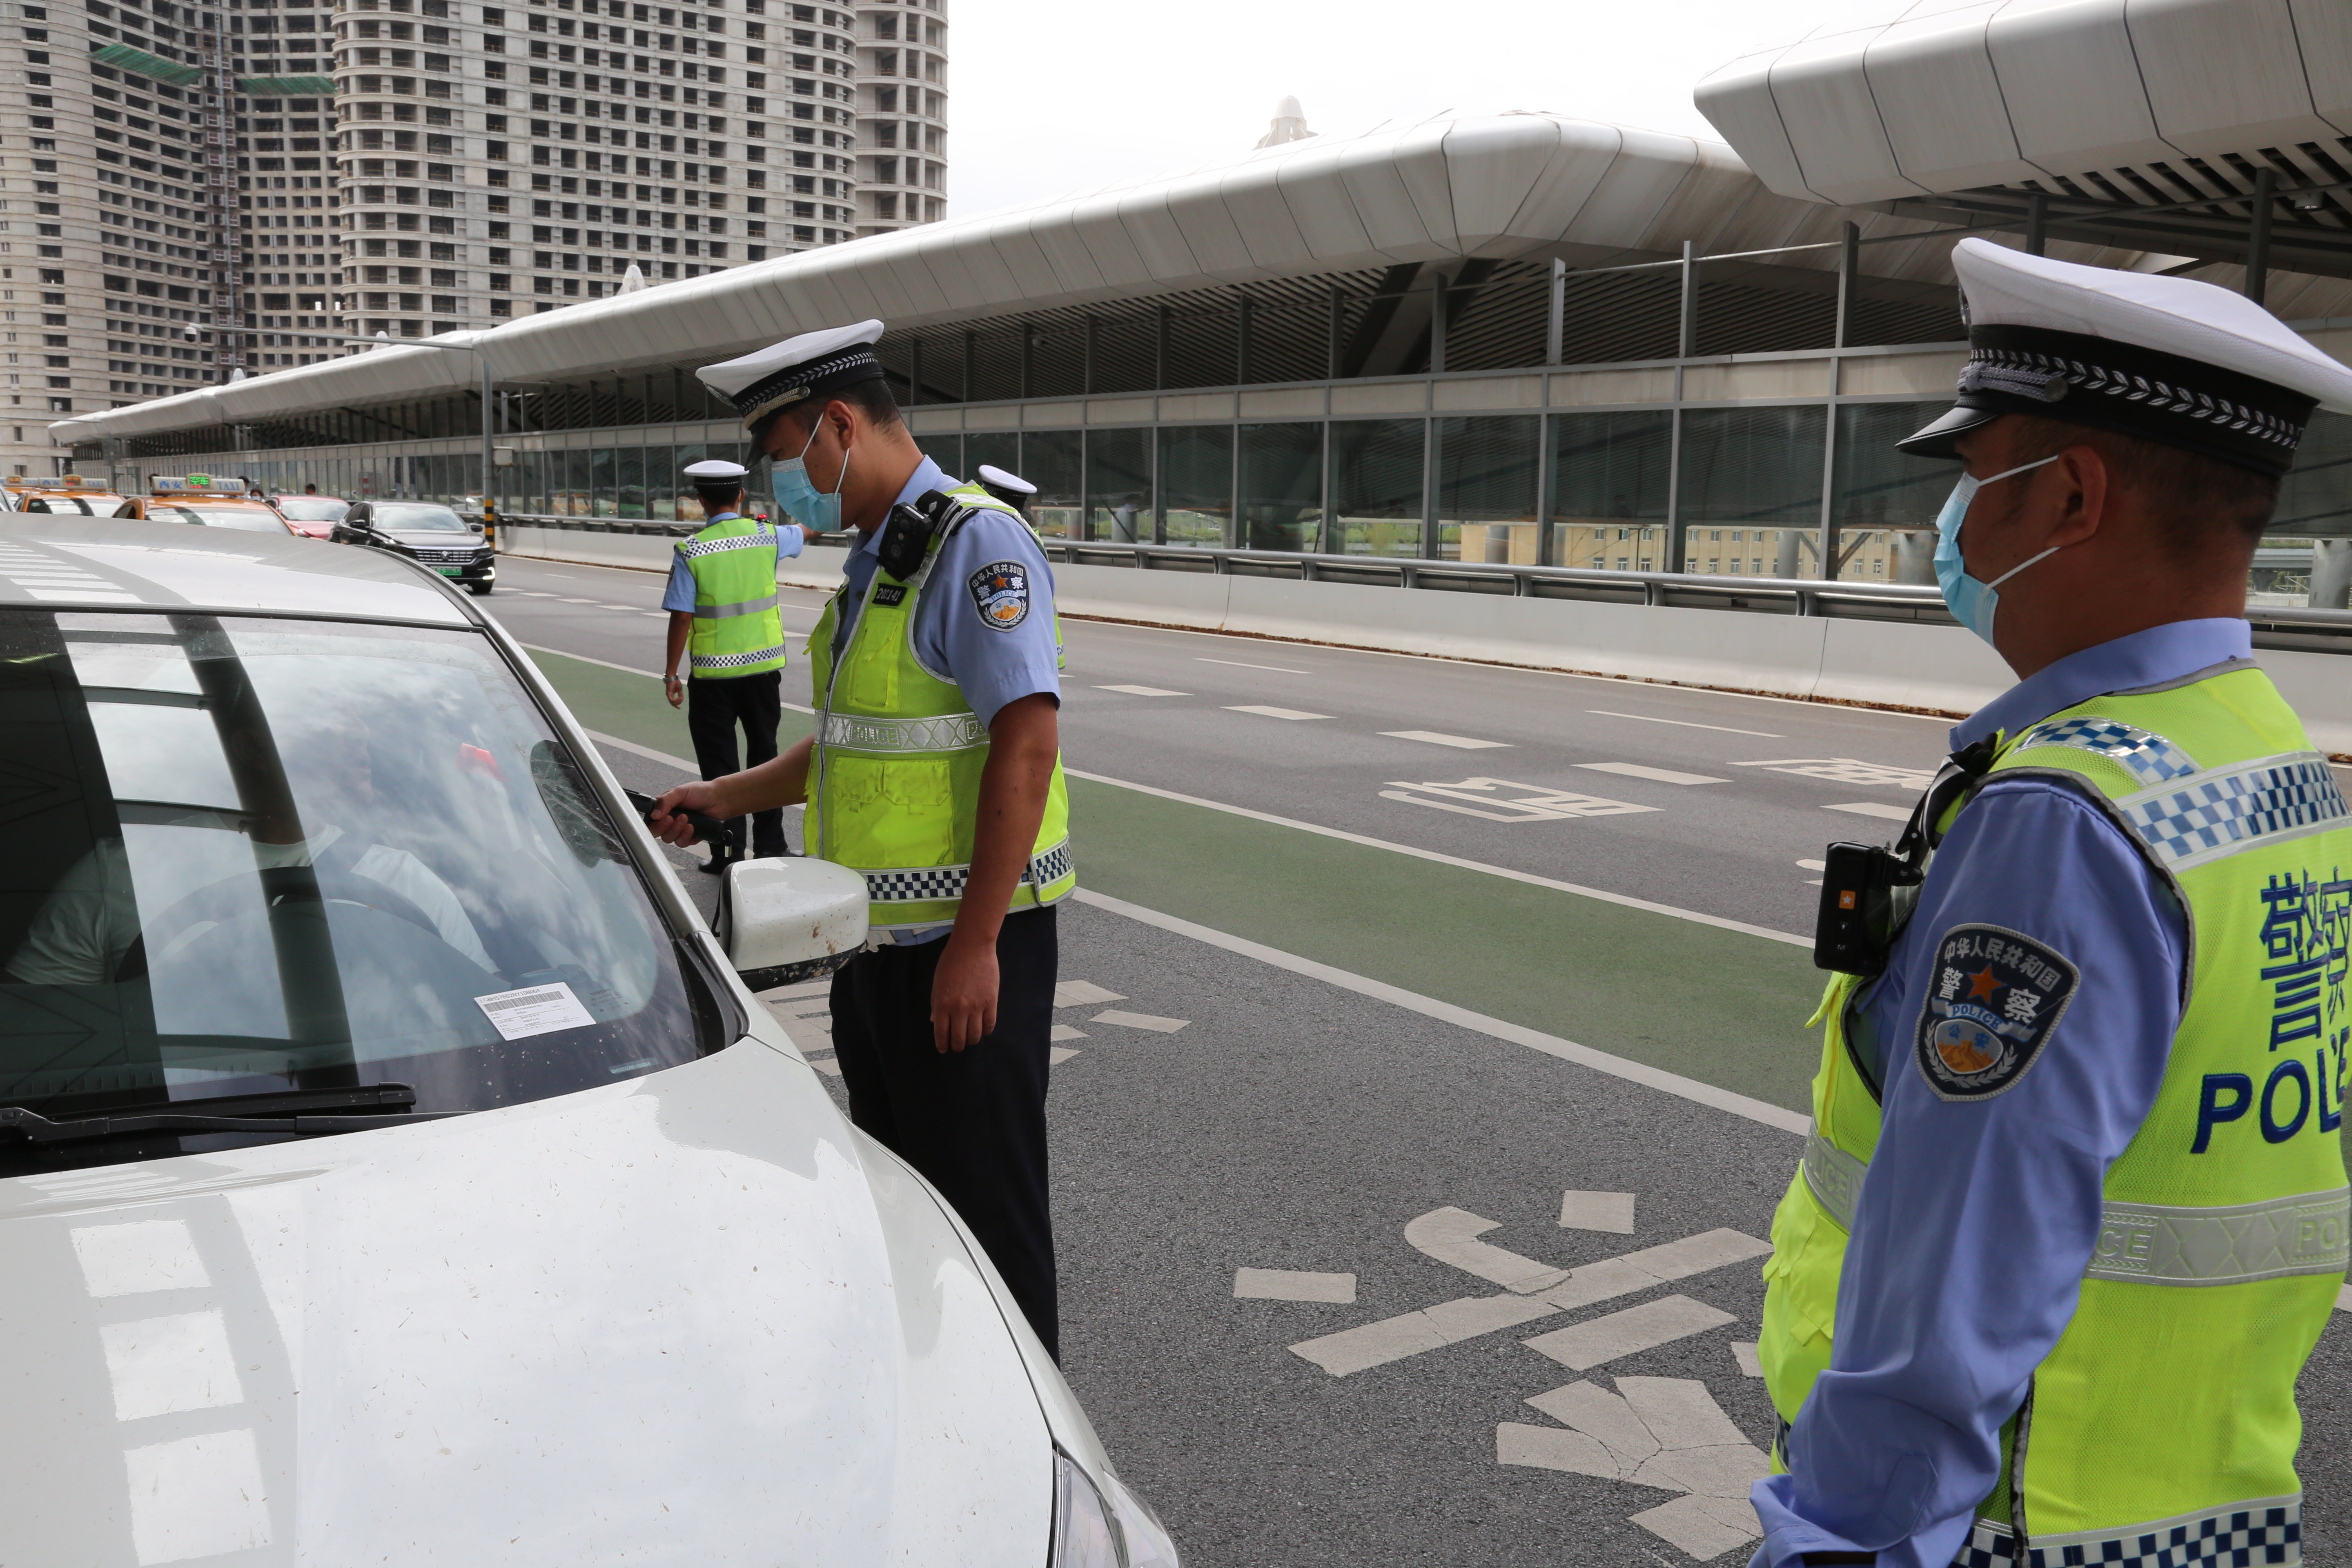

{"left": 1760, "top": 661, "right": 2350, "bottom": 1561}
{"left": 677, "top": 514, "right": 788, "bottom": 677}
{"left": 805, "top": 488, "right": 1075, "bottom": 927}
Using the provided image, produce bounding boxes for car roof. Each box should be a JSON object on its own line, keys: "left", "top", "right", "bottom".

{"left": 0, "top": 515, "right": 476, "bottom": 625}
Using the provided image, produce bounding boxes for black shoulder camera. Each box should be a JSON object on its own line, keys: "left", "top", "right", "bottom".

{"left": 1811, "top": 737, "right": 1998, "bottom": 976}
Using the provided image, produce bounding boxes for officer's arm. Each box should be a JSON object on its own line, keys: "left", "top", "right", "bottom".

{"left": 1750, "top": 780, "right": 2184, "bottom": 1566}
{"left": 663, "top": 612, "right": 691, "bottom": 703}
{"left": 648, "top": 737, "right": 813, "bottom": 844}
{"left": 929, "top": 695, "right": 1058, "bottom": 1051}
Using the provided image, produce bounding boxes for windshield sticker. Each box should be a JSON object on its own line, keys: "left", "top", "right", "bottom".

{"left": 474, "top": 981, "right": 598, "bottom": 1041}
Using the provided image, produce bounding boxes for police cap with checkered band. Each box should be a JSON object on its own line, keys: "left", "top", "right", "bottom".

{"left": 696, "top": 320, "right": 888, "bottom": 439}
{"left": 1899, "top": 238, "right": 2352, "bottom": 477}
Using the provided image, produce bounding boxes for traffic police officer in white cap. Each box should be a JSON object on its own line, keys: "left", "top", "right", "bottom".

{"left": 660, "top": 456, "right": 804, "bottom": 871}
{"left": 1752, "top": 238, "right": 2352, "bottom": 1566}
{"left": 975, "top": 463, "right": 1037, "bottom": 520}
{"left": 647, "top": 320, "right": 1075, "bottom": 1358}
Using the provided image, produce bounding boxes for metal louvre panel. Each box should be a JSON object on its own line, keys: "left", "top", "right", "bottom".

{"left": 821, "top": 711, "right": 987, "bottom": 753}
{"left": 2086, "top": 1186, "right": 2350, "bottom": 1286}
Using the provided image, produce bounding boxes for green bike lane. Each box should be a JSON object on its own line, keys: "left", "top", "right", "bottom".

{"left": 523, "top": 644, "right": 1827, "bottom": 1114}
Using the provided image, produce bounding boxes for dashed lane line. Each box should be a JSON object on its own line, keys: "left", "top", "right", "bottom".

{"left": 1063, "top": 770, "right": 1809, "bottom": 948}
{"left": 1226, "top": 705, "right": 1331, "bottom": 722}
{"left": 1096, "top": 684, "right": 1189, "bottom": 697}
{"left": 1588, "top": 709, "right": 1783, "bottom": 739}
{"left": 1383, "top": 730, "right": 1511, "bottom": 750}
{"left": 1575, "top": 762, "right": 1728, "bottom": 787}
{"left": 1071, "top": 886, "right": 1809, "bottom": 1135}
{"left": 1235, "top": 1269, "right": 1357, "bottom": 1304}
{"left": 1196, "top": 656, "right": 1313, "bottom": 674}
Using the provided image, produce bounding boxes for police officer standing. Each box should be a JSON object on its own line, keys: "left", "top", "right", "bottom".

{"left": 975, "top": 463, "right": 1038, "bottom": 520}
{"left": 661, "top": 457, "right": 804, "bottom": 873}
{"left": 647, "top": 321, "right": 1074, "bottom": 1358}
{"left": 1752, "top": 240, "right": 2352, "bottom": 1564}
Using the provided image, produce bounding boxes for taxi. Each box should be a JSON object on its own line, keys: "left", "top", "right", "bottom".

{"left": 2, "top": 474, "right": 143, "bottom": 518}
{"left": 140, "top": 474, "right": 296, "bottom": 536}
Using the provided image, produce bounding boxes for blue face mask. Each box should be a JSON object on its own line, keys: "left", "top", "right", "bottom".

{"left": 1932, "top": 453, "right": 2063, "bottom": 645}
{"left": 770, "top": 419, "right": 849, "bottom": 532}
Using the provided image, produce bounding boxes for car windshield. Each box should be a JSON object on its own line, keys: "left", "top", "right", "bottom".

{"left": 22, "top": 496, "right": 136, "bottom": 517}
{"left": 0, "top": 611, "right": 718, "bottom": 1172}
{"left": 373, "top": 503, "right": 470, "bottom": 532}
{"left": 276, "top": 498, "right": 349, "bottom": 522}
{"left": 151, "top": 504, "right": 288, "bottom": 533}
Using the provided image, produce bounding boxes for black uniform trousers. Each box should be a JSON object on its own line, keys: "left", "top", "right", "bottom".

{"left": 829, "top": 905, "right": 1059, "bottom": 1359}
{"left": 685, "top": 670, "right": 784, "bottom": 860}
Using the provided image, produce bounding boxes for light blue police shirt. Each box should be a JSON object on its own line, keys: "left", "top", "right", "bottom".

{"left": 659, "top": 510, "right": 806, "bottom": 614}
{"left": 824, "top": 455, "right": 1063, "bottom": 942}
{"left": 1750, "top": 619, "right": 2261, "bottom": 1568}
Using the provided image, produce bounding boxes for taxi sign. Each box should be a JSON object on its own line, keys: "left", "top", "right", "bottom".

{"left": 149, "top": 474, "right": 254, "bottom": 494}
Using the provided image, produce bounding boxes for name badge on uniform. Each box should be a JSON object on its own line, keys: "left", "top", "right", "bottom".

{"left": 872, "top": 583, "right": 907, "bottom": 607}
{"left": 1914, "top": 923, "right": 2080, "bottom": 1102}
{"left": 967, "top": 561, "right": 1030, "bottom": 630}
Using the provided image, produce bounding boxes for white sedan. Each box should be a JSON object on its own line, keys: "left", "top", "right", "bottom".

{"left": 0, "top": 515, "right": 1176, "bottom": 1567}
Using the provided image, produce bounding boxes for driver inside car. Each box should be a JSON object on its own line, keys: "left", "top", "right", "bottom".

{"left": 5, "top": 712, "right": 493, "bottom": 987}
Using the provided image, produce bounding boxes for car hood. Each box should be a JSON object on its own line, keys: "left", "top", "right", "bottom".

{"left": 0, "top": 1037, "right": 1056, "bottom": 1565}
{"left": 382, "top": 529, "right": 483, "bottom": 548}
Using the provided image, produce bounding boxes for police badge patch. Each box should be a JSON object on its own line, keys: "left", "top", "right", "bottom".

{"left": 1913, "top": 924, "right": 2081, "bottom": 1102}
{"left": 967, "top": 561, "right": 1030, "bottom": 631}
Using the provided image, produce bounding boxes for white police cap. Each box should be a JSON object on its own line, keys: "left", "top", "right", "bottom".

{"left": 1902, "top": 238, "right": 2352, "bottom": 476}
{"left": 697, "top": 320, "right": 887, "bottom": 433}
{"left": 682, "top": 458, "right": 748, "bottom": 480}
{"left": 976, "top": 464, "right": 1036, "bottom": 496}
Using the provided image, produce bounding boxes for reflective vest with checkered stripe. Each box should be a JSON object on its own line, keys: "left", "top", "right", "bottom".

{"left": 677, "top": 514, "right": 787, "bottom": 677}
{"left": 1758, "top": 661, "right": 2350, "bottom": 1562}
{"left": 805, "top": 487, "right": 1074, "bottom": 927}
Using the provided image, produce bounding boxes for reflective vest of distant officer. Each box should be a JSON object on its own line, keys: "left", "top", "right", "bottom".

{"left": 1749, "top": 238, "right": 2352, "bottom": 1568}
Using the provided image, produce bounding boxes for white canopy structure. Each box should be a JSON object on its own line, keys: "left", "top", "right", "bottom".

{"left": 51, "top": 111, "right": 1983, "bottom": 445}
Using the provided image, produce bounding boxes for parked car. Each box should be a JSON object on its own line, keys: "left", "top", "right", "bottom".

{"left": 0, "top": 514, "right": 1178, "bottom": 1568}
{"left": 2, "top": 475, "right": 143, "bottom": 517}
{"left": 271, "top": 492, "right": 352, "bottom": 539}
{"left": 334, "top": 499, "right": 497, "bottom": 595}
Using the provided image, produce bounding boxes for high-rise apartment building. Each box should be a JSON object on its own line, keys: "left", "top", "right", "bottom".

{"left": 853, "top": 0, "right": 943, "bottom": 237}
{"left": 3, "top": 0, "right": 932, "bottom": 478}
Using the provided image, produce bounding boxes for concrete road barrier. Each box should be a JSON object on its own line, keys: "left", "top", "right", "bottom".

{"left": 500, "top": 525, "right": 2352, "bottom": 753}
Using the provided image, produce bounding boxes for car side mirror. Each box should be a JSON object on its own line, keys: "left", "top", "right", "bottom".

{"left": 714, "top": 858, "right": 867, "bottom": 992}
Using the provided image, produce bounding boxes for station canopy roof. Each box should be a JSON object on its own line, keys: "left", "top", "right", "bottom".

{"left": 1696, "top": 0, "right": 2352, "bottom": 283}
{"left": 48, "top": 108, "right": 2224, "bottom": 445}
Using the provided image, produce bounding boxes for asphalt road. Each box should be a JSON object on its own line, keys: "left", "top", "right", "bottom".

{"left": 479, "top": 552, "right": 2352, "bottom": 1567}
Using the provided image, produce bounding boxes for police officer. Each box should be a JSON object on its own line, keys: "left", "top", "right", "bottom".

{"left": 1752, "top": 239, "right": 2352, "bottom": 1565}
{"left": 647, "top": 321, "right": 1074, "bottom": 1358}
{"left": 661, "top": 457, "right": 804, "bottom": 872}
{"left": 975, "top": 463, "right": 1037, "bottom": 519}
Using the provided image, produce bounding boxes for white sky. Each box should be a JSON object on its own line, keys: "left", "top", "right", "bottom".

{"left": 944, "top": 0, "right": 1841, "bottom": 217}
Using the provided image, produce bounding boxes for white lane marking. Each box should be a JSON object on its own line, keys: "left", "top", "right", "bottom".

{"left": 808, "top": 1056, "right": 844, "bottom": 1078}
{"left": 559, "top": 597, "right": 599, "bottom": 603}
{"left": 1096, "top": 684, "right": 1189, "bottom": 697}
{"left": 584, "top": 728, "right": 696, "bottom": 770}
{"left": 1063, "top": 786, "right": 1810, "bottom": 955}
{"left": 1559, "top": 1190, "right": 1637, "bottom": 1234}
{"left": 1824, "top": 801, "right": 1912, "bottom": 821}
{"left": 1383, "top": 730, "right": 1511, "bottom": 750}
{"left": 1406, "top": 1208, "right": 1568, "bottom": 1294}
{"left": 518, "top": 643, "right": 817, "bottom": 713}
{"left": 1196, "top": 656, "right": 1312, "bottom": 674}
{"left": 1796, "top": 858, "right": 1826, "bottom": 871}
{"left": 1521, "top": 1294, "right": 1736, "bottom": 1371}
{"left": 1507, "top": 1377, "right": 1768, "bottom": 1545}
{"left": 1575, "top": 761, "right": 1728, "bottom": 787}
{"left": 2338, "top": 1282, "right": 2352, "bottom": 1313}
{"left": 1049, "top": 1024, "right": 1088, "bottom": 1042}
{"left": 642, "top": 612, "right": 669, "bottom": 619}
{"left": 1235, "top": 1268, "right": 1358, "bottom": 1304}
{"left": 1738, "top": 756, "right": 1936, "bottom": 790}
{"left": 1227, "top": 704, "right": 1330, "bottom": 721}
{"left": 1091, "top": 1009, "right": 1189, "bottom": 1033}
{"left": 1731, "top": 1341, "right": 1763, "bottom": 1377}
{"left": 1630, "top": 1494, "right": 1767, "bottom": 1562}
{"left": 1054, "top": 980, "right": 1125, "bottom": 1007}
{"left": 1287, "top": 1229, "right": 1774, "bottom": 1376}
{"left": 1383, "top": 777, "right": 1655, "bottom": 822}
{"left": 1588, "top": 709, "right": 1783, "bottom": 739}
{"left": 1049, "top": 1046, "right": 1082, "bottom": 1066}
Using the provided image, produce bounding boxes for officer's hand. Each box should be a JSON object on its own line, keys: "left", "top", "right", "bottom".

{"left": 664, "top": 673, "right": 684, "bottom": 709}
{"left": 930, "top": 931, "right": 999, "bottom": 1054}
{"left": 648, "top": 781, "right": 715, "bottom": 846}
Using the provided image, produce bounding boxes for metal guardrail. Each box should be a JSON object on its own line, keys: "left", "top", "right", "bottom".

{"left": 495, "top": 514, "right": 2352, "bottom": 654}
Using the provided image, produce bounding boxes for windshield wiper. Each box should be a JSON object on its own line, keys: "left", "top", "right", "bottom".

{"left": 0, "top": 1082, "right": 456, "bottom": 1145}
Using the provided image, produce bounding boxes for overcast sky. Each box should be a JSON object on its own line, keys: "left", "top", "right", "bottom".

{"left": 944, "top": 0, "right": 1840, "bottom": 216}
